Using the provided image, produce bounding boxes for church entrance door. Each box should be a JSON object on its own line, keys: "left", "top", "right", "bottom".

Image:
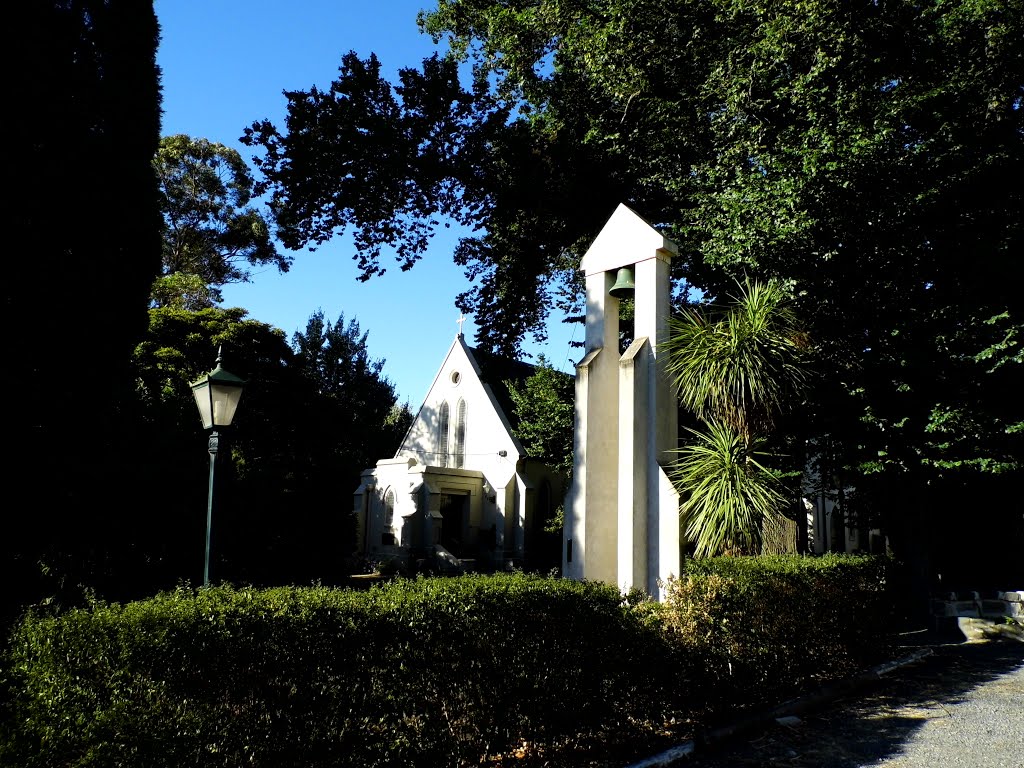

{"left": 439, "top": 493, "right": 467, "bottom": 557}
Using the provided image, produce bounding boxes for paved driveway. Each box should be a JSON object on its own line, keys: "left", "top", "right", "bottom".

{"left": 675, "top": 639, "right": 1023, "bottom": 768}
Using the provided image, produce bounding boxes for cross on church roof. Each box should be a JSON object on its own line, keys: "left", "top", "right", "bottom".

{"left": 456, "top": 314, "right": 466, "bottom": 337}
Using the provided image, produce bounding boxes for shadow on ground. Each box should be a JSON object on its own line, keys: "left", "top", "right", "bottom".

{"left": 675, "top": 634, "right": 1024, "bottom": 768}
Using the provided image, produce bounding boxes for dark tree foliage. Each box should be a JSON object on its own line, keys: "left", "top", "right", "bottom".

{"left": 242, "top": 50, "right": 645, "bottom": 353}
{"left": 243, "top": 0, "right": 1023, "bottom": 591}
{"left": 4, "top": 1, "right": 163, "bottom": 624}
{"left": 506, "top": 355, "right": 574, "bottom": 481}
{"left": 665, "top": 279, "right": 809, "bottom": 557}
{"left": 283, "top": 311, "right": 412, "bottom": 579}
{"left": 506, "top": 356, "right": 574, "bottom": 553}
{"left": 127, "top": 307, "right": 410, "bottom": 591}
{"left": 153, "top": 134, "right": 290, "bottom": 308}
{"left": 126, "top": 308, "right": 298, "bottom": 592}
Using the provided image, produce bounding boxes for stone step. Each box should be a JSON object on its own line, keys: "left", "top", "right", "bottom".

{"left": 930, "top": 589, "right": 1024, "bottom": 620}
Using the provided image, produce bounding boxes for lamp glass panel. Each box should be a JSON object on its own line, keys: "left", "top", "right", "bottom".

{"left": 211, "top": 385, "right": 243, "bottom": 427}
{"left": 192, "top": 382, "right": 214, "bottom": 429}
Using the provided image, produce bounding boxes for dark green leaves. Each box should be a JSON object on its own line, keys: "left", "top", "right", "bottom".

{"left": 244, "top": 52, "right": 473, "bottom": 280}
{"left": 2, "top": 576, "right": 679, "bottom": 767}
{"left": 665, "top": 279, "right": 807, "bottom": 556}
{"left": 154, "top": 135, "right": 289, "bottom": 307}
{"left": 664, "top": 278, "right": 808, "bottom": 441}
{"left": 506, "top": 354, "right": 575, "bottom": 478}
{"left": 671, "top": 423, "right": 788, "bottom": 557}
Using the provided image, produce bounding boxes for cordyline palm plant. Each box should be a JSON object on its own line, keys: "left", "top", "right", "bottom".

{"left": 663, "top": 279, "right": 808, "bottom": 557}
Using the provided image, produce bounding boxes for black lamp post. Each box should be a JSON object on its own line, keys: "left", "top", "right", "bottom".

{"left": 190, "top": 346, "right": 246, "bottom": 586}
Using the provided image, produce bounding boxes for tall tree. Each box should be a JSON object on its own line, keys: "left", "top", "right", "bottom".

{"left": 506, "top": 355, "right": 575, "bottom": 538}
{"left": 153, "top": 134, "right": 290, "bottom": 308}
{"left": 128, "top": 306, "right": 297, "bottom": 592}
{"left": 128, "top": 306, "right": 411, "bottom": 590}
{"left": 242, "top": 48, "right": 634, "bottom": 354}
{"left": 242, "top": 0, "right": 1023, "bottom": 588}
{"left": 5, "top": 0, "right": 162, "bottom": 622}
{"left": 289, "top": 310, "right": 412, "bottom": 511}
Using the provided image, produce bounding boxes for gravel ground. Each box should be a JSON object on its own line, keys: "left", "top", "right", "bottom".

{"left": 651, "top": 637, "right": 1024, "bottom": 768}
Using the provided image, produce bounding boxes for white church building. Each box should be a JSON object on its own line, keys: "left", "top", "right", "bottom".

{"left": 352, "top": 334, "right": 566, "bottom": 573}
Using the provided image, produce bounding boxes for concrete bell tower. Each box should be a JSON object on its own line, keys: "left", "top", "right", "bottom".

{"left": 562, "top": 204, "right": 680, "bottom": 597}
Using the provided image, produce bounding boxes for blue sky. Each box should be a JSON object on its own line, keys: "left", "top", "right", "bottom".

{"left": 155, "top": 0, "right": 581, "bottom": 406}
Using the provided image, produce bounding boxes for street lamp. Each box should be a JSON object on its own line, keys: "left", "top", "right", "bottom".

{"left": 190, "top": 346, "right": 246, "bottom": 586}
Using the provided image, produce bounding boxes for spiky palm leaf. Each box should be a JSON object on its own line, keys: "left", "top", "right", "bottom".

{"left": 672, "top": 422, "right": 788, "bottom": 557}
{"left": 663, "top": 278, "right": 807, "bottom": 441}
{"left": 664, "top": 278, "right": 808, "bottom": 557}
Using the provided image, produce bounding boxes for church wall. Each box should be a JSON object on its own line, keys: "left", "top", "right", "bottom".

{"left": 398, "top": 339, "right": 520, "bottom": 481}
{"left": 363, "top": 458, "right": 418, "bottom": 561}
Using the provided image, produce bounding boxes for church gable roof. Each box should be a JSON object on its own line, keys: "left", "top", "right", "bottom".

{"left": 397, "top": 335, "right": 532, "bottom": 461}
{"left": 396, "top": 335, "right": 572, "bottom": 465}
{"left": 463, "top": 345, "right": 538, "bottom": 435}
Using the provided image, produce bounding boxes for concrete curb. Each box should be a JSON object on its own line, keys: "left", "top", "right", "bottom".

{"left": 624, "top": 648, "right": 935, "bottom": 768}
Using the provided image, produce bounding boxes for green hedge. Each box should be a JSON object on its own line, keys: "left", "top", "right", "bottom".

{"left": 661, "top": 554, "right": 894, "bottom": 712}
{"left": 1, "top": 574, "right": 680, "bottom": 768}
{"left": 2, "top": 558, "right": 893, "bottom": 766}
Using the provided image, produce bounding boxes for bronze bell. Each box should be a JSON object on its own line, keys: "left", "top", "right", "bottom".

{"left": 609, "top": 266, "right": 635, "bottom": 299}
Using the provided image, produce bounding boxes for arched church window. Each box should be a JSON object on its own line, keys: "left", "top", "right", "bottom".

{"left": 438, "top": 401, "right": 450, "bottom": 468}
{"left": 454, "top": 399, "right": 467, "bottom": 468}
{"left": 382, "top": 488, "right": 395, "bottom": 546}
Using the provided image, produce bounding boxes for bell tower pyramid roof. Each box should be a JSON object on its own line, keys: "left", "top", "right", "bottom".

{"left": 580, "top": 203, "right": 678, "bottom": 276}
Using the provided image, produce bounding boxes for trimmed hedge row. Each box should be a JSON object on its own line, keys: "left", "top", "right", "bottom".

{"left": 1, "top": 573, "right": 680, "bottom": 768}
{"left": 662, "top": 554, "right": 894, "bottom": 712}
{"left": 1, "top": 556, "right": 893, "bottom": 766}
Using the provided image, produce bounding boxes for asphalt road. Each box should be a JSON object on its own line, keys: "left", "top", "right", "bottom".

{"left": 668, "top": 638, "right": 1024, "bottom": 768}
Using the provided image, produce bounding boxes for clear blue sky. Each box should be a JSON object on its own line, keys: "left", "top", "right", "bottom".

{"left": 155, "top": 0, "right": 581, "bottom": 406}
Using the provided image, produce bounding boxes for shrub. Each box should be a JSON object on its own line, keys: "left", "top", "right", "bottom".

{"left": 1, "top": 560, "right": 895, "bottom": 765}
{"left": 661, "top": 554, "right": 894, "bottom": 713}
{"left": 1, "top": 574, "right": 683, "bottom": 768}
